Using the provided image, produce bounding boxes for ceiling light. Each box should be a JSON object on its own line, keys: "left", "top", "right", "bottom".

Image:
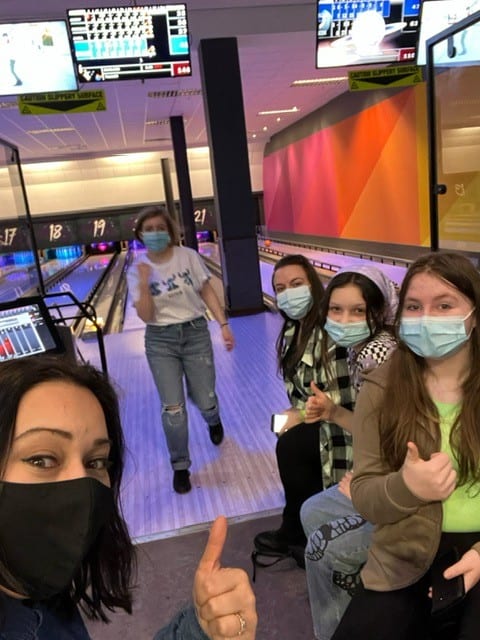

{"left": 146, "top": 119, "right": 170, "bottom": 126}
{"left": 252, "top": 133, "right": 257, "bottom": 138}
{"left": 258, "top": 107, "right": 299, "bottom": 116}
{"left": 291, "top": 77, "right": 348, "bottom": 86}
{"left": 27, "top": 127, "right": 75, "bottom": 135}
{"left": 262, "top": 126, "right": 268, "bottom": 131}
{"left": 148, "top": 89, "right": 201, "bottom": 98}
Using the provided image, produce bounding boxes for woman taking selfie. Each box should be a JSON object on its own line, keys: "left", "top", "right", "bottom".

{"left": 333, "top": 252, "right": 480, "bottom": 640}
{"left": 0, "top": 356, "right": 257, "bottom": 639}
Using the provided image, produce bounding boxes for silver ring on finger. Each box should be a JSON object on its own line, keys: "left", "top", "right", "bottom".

{"left": 235, "top": 612, "right": 247, "bottom": 636}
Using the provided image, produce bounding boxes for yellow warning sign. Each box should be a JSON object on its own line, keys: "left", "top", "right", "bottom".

{"left": 18, "top": 90, "right": 106, "bottom": 114}
{"left": 349, "top": 66, "right": 423, "bottom": 91}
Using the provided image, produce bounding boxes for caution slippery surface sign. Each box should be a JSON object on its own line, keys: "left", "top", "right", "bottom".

{"left": 18, "top": 90, "right": 106, "bottom": 114}
{"left": 349, "top": 66, "right": 423, "bottom": 91}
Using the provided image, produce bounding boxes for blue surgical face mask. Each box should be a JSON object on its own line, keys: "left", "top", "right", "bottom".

{"left": 142, "top": 230, "right": 171, "bottom": 252}
{"left": 324, "top": 317, "right": 371, "bottom": 347}
{"left": 276, "top": 285, "right": 313, "bottom": 320}
{"left": 399, "top": 309, "right": 475, "bottom": 359}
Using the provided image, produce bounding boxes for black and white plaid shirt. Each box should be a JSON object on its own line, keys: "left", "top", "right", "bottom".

{"left": 282, "top": 323, "right": 355, "bottom": 488}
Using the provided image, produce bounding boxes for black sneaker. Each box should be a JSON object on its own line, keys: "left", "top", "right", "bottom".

{"left": 208, "top": 422, "right": 224, "bottom": 445}
{"left": 173, "top": 469, "right": 191, "bottom": 494}
{"left": 254, "top": 529, "right": 290, "bottom": 554}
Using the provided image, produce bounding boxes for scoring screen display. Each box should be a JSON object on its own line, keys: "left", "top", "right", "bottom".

{"left": 67, "top": 3, "right": 191, "bottom": 82}
{"left": 316, "top": 0, "right": 421, "bottom": 68}
{"left": 0, "top": 299, "right": 63, "bottom": 361}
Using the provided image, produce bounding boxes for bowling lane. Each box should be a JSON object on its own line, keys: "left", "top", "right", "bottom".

{"left": 199, "top": 240, "right": 407, "bottom": 299}
{"left": 45, "top": 254, "right": 115, "bottom": 320}
{"left": 0, "top": 255, "right": 80, "bottom": 303}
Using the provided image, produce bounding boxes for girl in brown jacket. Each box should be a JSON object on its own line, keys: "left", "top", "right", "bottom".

{"left": 333, "top": 252, "right": 480, "bottom": 640}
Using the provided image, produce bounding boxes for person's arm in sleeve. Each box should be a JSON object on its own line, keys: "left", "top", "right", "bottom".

{"left": 153, "top": 606, "right": 208, "bottom": 640}
{"left": 350, "top": 382, "right": 427, "bottom": 525}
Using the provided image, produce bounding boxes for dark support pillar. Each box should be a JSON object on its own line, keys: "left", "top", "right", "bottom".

{"left": 170, "top": 116, "right": 198, "bottom": 251}
{"left": 198, "top": 37, "right": 264, "bottom": 315}
{"left": 160, "top": 157, "right": 179, "bottom": 228}
{"left": 160, "top": 157, "right": 175, "bottom": 219}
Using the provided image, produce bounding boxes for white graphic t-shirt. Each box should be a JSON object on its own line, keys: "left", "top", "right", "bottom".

{"left": 127, "top": 246, "right": 210, "bottom": 326}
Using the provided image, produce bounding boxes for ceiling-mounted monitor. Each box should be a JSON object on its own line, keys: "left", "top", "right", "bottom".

{"left": 416, "top": 0, "right": 480, "bottom": 65}
{"left": 0, "top": 20, "right": 78, "bottom": 97}
{"left": 315, "top": 0, "right": 421, "bottom": 68}
{"left": 67, "top": 3, "right": 191, "bottom": 82}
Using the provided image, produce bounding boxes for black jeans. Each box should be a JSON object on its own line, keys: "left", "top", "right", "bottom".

{"left": 276, "top": 421, "right": 323, "bottom": 544}
{"left": 332, "top": 532, "right": 480, "bottom": 640}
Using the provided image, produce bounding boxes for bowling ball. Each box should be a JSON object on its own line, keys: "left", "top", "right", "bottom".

{"left": 264, "top": 239, "right": 272, "bottom": 247}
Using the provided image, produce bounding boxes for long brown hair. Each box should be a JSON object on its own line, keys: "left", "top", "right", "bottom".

{"left": 378, "top": 252, "right": 480, "bottom": 486}
{"left": 273, "top": 255, "right": 325, "bottom": 382}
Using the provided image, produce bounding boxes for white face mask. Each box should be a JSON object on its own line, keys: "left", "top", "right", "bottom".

{"left": 399, "top": 308, "right": 475, "bottom": 359}
{"left": 276, "top": 285, "right": 313, "bottom": 320}
{"left": 324, "top": 317, "right": 371, "bottom": 347}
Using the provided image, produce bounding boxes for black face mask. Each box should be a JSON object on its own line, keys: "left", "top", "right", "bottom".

{"left": 0, "top": 477, "right": 113, "bottom": 601}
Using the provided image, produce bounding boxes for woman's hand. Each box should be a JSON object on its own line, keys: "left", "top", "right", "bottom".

{"left": 221, "top": 325, "right": 235, "bottom": 351}
{"left": 338, "top": 471, "right": 353, "bottom": 500}
{"left": 277, "top": 408, "right": 304, "bottom": 436}
{"left": 443, "top": 549, "right": 480, "bottom": 594}
{"left": 401, "top": 442, "right": 456, "bottom": 502}
{"left": 194, "top": 516, "right": 257, "bottom": 639}
{"left": 137, "top": 262, "right": 152, "bottom": 285}
{"left": 305, "top": 381, "right": 336, "bottom": 423}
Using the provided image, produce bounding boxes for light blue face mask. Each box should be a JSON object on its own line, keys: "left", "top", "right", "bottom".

{"left": 142, "top": 230, "right": 171, "bottom": 252}
{"left": 276, "top": 285, "right": 313, "bottom": 320}
{"left": 324, "top": 317, "right": 371, "bottom": 347}
{"left": 399, "top": 309, "right": 475, "bottom": 359}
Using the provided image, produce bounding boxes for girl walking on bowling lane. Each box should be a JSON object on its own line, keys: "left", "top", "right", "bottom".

{"left": 128, "top": 205, "right": 234, "bottom": 494}
{"left": 333, "top": 251, "right": 480, "bottom": 640}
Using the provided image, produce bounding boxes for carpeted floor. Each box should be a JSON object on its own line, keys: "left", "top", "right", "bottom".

{"left": 86, "top": 513, "right": 314, "bottom": 640}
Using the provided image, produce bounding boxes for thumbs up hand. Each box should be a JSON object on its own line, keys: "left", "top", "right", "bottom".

{"left": 402, "top": 442, "right": 457, "bottom": 502}
{"left": 193, "top": 516, "right": 257, "bottom": 639}
{"left": 305, "top": 381, "right": 336, "bottom": 423}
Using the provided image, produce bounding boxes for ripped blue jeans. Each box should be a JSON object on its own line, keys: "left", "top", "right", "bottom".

{"left": 145, "top": 317, "right": 220, "bottom": 470}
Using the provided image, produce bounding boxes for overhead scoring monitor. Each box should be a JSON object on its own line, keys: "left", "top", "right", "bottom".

{"left": 315, "top": 0, "right": 421, "bottom": 68}
{"left": 67, "top": 3, "right": 191, "bottom": 82}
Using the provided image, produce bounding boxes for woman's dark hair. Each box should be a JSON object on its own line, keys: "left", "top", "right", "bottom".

{"left": 379, "top": 251, "right": 480, "bottom": 486}
{"left": 0, "top": 356, "right": 135, "bottom": 621}
{"left": 319, "top": 271, "right": 389, "bottom": 380}
{"left": 272, "top": 254, "right": 325, "bottom": 382}
{"left": 321, "top": 271, "right": 388, "bottom": 335}
{"left": 133, "top": 205, "right": 180, "bottom": 246}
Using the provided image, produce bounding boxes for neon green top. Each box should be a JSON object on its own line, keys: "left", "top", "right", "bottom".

{"left": 437, "top": 401, "right": 480, "bottom": 532}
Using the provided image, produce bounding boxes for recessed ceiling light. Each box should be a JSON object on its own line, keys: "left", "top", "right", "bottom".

{"left": 146, "top": 119, "right": 170, "bottom": 126}
{"left": 258, "top": 107, "right": 299, "bottom": 116}
{"left": 291, "top": 77, "right": 347, "bottom": 86}
{"left": 27, "top": 127, "right": 75, "bottom": 135}
{"left": 262, "top": 126, "right": 268, "bottom": 131}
